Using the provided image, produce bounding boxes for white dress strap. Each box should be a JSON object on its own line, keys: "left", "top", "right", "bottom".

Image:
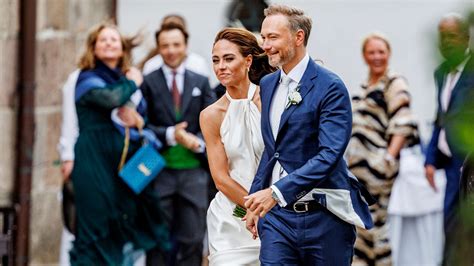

{"left": 247, "top": 83, "right": 257, "bottom": 100}
{"left": 224, "top": 83, "right": 257, "bottom": 101}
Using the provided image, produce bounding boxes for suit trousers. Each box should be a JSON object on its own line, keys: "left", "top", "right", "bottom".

{"left": 146, "top": 167, "right": 209, "bottom": 266}
{"left": 443, "top": 156, "right": 463, "bottom": 230}
{"left": 258, "top": 205, "right": 356, "bottom": 265}
{"left": 441, "top": 156, "right": 463, "bottom": 266}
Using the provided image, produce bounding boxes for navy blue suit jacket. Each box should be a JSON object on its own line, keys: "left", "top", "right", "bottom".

{"left": 249, "top": 59, "right": 373, "bottom": 229}
{"left": 425, "top": 54, "right": 474, "bottom": 167}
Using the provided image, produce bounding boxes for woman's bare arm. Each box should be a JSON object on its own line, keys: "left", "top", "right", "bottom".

{"left": 200, "top": 105, "right": 249, "bottom": 207}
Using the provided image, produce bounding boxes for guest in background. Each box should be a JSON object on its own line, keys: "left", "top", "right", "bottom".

{"left": 141, "top": 14, "right": 218, "bottom": 212}
{"left": 141, "top": 22, "right": 215, "bottom": 266}
{"left": 57, "top": 69, "right": 79, "bottom": 266}
{"left": 346, "top": 33, "right": 419, "bottom": 266}
{"left": 69, "top": 22, "right": 168, "bottom": 264}
{"left": 433, "top": 13, "right": 474, "bottom": 264}
{"left": 424, "top": 14, "right": 473, "bottom": 256}
{"left": 57, "top": 25, "right": 147, "bottom": 266}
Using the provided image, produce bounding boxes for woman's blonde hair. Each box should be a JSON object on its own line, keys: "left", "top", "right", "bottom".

{"left": 78, "top": 22, "right": 134, "bottom": 72}
{"left": 361, "top": 32, "right": 391, "bottom": 53}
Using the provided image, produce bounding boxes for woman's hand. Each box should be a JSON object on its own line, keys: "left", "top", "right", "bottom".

{"left": 126, "top": 67, "right": 143, "bottom": 87}
{"left": 118, "top": 106, "right": 144, "bottom": 129}
{"left": 425, "top": 164, "right": 438, "bottom": 192}
{"left": 61, "top": 160, "right": 74, "bottom": 182}
{"left": 244, "top": 210, "right": 259, "bottom": 239}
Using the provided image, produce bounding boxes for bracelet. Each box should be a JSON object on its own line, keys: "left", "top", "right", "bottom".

{"left": 384, "top": 153, "right": 395, "bottom": 162}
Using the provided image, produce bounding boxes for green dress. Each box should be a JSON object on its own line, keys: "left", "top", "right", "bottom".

{"left": 70, "top": 64, "right": 169, "bottom": 265}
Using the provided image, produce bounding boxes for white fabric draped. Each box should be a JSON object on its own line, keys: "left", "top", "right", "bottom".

{"left": 207, "top": 83, "right": 263, "bottom": 266}
{"left": 388, "top": 146, "right": 445, "bottom": 265}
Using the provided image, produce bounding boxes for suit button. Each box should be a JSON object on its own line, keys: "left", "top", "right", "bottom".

{"left": 274, "top": 152, "right": 279, "bottom": 158}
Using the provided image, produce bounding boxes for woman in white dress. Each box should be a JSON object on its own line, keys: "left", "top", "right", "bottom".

{"left": 200, "top": 28, "right": 276, "bottom": 265}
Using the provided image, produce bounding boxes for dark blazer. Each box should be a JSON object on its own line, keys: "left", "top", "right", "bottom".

{"left": 140, "top": 67, "right": 216, "bottom": 151}
{"left": 425, "top": 54, "right": 474, "bottom": 167}
{"left": 249, "top": 59, "right": 373, "bottom": 229}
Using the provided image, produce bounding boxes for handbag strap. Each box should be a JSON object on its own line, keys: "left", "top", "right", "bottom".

{"left": 118, "top": 127, "right": 130, "bottom": 171}
{"left": 117, "top": 112, "right": 146, "bottom": 171}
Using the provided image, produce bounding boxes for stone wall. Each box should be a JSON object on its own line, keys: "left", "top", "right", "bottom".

{"left": 0, "top": 0, "right": 114, "bottom": 264}
{"left": 0, "top": 0, "right": 19, "bottom": 207}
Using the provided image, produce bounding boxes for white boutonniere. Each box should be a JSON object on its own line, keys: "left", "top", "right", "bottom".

{"left": 285, "top": 86, "right": 302, "bottom": 109}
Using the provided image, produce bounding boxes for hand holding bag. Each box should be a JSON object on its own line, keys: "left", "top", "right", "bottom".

{"left": 118, "top": 127, "right": 166, "bottom": 194}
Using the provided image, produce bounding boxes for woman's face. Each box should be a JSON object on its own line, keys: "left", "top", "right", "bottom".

{"left": 212, "top": 39, "right": 251, "bottom": 87}
{"left": 363, "top": 38, "right": 390, "bottom": 77}
{"left": 94, "top": 27, "right": 123, "bottom": 66}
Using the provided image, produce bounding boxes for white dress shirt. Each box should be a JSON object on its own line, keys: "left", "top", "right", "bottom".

{"left": 270, "top": 54, "right": 310, "bottom": 207}
{"left": 437, "top": 54, "right": 470, "bottom": 157}
{"left": 57, "top": 70, "right": 80, "bottom": 161}
{"left": 162, "top": 63, "right": 206, "bottom": 153}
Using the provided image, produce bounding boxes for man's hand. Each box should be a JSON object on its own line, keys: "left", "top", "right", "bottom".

{"left": 181, "top": 132, "right": 201, "bottom": 151}
{"left": 61, "top": 160, "right": 74, "bottom": 182}
{"left": 425, "top": 164, "right": 438, "bottom": 192}
{"left": 174, "top": 121, "right": 188, "bottom": 142}
{"left": 244, "top": 188, "right": 277, "bottom": 218}
{"left": 244, "top": 210, "right": 259, "bottom": 239}
{"left": 175, "top": 122, "right": 201, "bottom": 151}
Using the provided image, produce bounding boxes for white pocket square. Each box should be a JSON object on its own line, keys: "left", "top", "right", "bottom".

{"left": 192, "top": 87, "right": 202, "bottom": 96}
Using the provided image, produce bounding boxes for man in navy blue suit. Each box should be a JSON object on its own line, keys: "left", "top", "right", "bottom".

{"left": 424, "top": 13, "right": 473, "bottom": 232}
{"left": 424, "top": 14, "right": 473, "bottom": 262}
{"left": 244, "top": 4, "right": 374, "bottom": 265}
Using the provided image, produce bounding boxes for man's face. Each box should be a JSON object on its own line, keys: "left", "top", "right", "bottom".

{"left": 260, "top": 14, "right": 296, "bottom": 68}
{"left": 438, "top": 19, "right": 469, "bottom": 64}
{"left": 158, "top": 29, "right": 187, "bottom": 69}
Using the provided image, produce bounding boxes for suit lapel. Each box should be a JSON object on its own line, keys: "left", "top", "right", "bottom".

{"left": 264, "top": 70, "right": 281, "bottom": 143}
{"left": 276, "top": 60, "right": 318, "bottom": 135}
{"left": 152, "top": 69, "right": 176, "bottom": 121}
{"left": 180, "top": 70, "right": 194, "bottom": 115}
{"left": 434, "top": 63, "right": 448, "bottom": 112}
{"left": 447, "top": 56, "right": 474, "bottom": 111}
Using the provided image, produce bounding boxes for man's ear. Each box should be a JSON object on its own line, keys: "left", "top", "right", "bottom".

{"left": 295, "top": 29, "right": 305, "bottom": 47}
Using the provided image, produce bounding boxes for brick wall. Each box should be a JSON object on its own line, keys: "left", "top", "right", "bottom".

{"left": 0, "top": 0, "right": 114, "bottom": 263}
{"left": 0, "top": 0, "right": 19, "bottom": 207}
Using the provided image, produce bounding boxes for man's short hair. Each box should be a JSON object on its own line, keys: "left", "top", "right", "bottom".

{"left": 162, "top": 14, "right": 187, "bottom": 29}
{"left": 155, "top": 22, "right": 189, "bottom": 45}
{"left": 264, "top": 4, "right": 312, "bottom": 46}
{"left": 439, "top": 13, "right": 470, "bottom": 39}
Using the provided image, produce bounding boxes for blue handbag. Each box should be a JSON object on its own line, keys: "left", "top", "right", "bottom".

{"left": 118, "top": 127, "right": 166, "bottom": 194}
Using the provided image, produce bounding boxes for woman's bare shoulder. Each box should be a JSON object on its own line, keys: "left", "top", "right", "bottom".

{"left": 200, "top": 96, "right": 228, "bottom": 128}
{"left": 202, "top": 96, "right": 228, "bottom": 115}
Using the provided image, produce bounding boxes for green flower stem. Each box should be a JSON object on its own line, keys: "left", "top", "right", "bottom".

{"left": 233, "top": 205, "right": 247, "bottom": 218}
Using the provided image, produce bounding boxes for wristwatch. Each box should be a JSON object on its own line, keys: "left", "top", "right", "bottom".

{"left": 271, "top": 188, "right": 281, "bottom": 205}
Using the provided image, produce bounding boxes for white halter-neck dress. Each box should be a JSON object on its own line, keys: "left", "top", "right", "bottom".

{"left": 207, "top": 83, "right": 264, "bottom": 265}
